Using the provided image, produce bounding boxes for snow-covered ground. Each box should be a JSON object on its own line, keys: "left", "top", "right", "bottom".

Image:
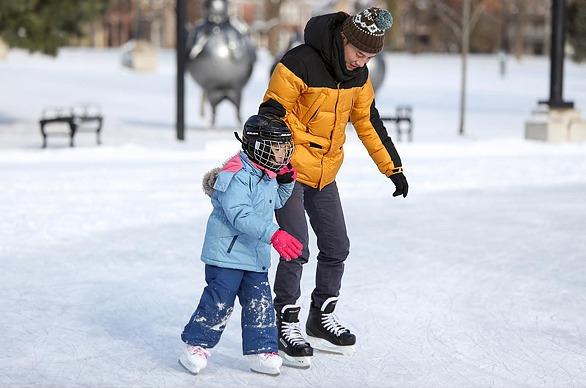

{"left": 1, "top": 47, "right": 586, "bottom": 388}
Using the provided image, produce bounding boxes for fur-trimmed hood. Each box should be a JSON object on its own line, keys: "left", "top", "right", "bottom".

{"left": 202, "top": 167, "right": 221, "bottom": 197}
{"left": 202, "top": 152, "right": 278, "bottom": 197}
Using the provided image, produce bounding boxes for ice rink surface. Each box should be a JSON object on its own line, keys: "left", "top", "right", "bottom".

{"left": 1, "top": 48, "right": 585, "bottom": 387}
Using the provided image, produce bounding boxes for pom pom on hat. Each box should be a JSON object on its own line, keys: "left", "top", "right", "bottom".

{"left": 375, "top": 9, "right": 393, "bottom": 31}
{"left": 342, "top": 7, "right": 393, "bottom": 54}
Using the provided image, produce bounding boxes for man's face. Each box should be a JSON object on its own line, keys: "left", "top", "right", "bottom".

{"left": 342, "top": 38, "right": 377, "bottom": 71}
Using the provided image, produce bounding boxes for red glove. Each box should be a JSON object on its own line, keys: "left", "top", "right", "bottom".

{"left": 276, "top": 163, "right": 298, "bottom": 184}
{"left": 271, "top": 229, "right": 302, "bottom": 260}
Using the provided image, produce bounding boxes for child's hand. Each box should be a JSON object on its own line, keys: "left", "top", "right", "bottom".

{"left": 276, "top": 163, "right": 298, "bottom": 184}
{"left": 271, "top": 229, "right": 302, "bottom": 260}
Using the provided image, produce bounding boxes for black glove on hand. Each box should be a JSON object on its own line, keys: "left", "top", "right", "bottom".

{"left": 390, "top": 172, "right": 409, "bottom": 198}
{"left": 276, "top": 163, "right": 297, "bottom": 184}
{"left": 276, "top": 171, "right": 295, "bottom": 184}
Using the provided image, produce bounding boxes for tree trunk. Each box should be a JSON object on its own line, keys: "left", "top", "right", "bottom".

{"left": 266, "top": 0, "right": 282, "bottom": 56}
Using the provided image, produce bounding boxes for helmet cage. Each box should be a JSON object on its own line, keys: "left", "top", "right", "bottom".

{"left": 241, "top": 115, "right": 294, "bottom": 172}
{"left": 250, "top": 138, "right": 294, "bottom": 172}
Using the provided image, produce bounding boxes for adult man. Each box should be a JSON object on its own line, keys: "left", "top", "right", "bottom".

{"left": 258, "top": 7, "right": 408, "bottom": 368}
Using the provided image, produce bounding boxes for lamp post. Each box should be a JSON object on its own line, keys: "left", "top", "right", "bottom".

{"left": 542, "top": 0, "right": 573, "bottom": 108}
{"left": 176, "top": 0, "right": 186, "bottom": 141}
{"left": 525, "top": 0, "right": 586, "bottom": 142}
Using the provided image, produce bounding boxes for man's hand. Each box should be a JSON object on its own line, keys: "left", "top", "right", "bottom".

{"left": 390, "top": 172, "right": 409, "bottom": 198}
{"left": 276, "top": 163, "right": 298, "bottom": 184}
{"left": 271, "top": 229, "right": 302, "bottom": 260}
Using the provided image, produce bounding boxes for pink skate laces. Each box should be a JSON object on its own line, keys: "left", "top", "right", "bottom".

{"left": 188, "top": 345, "right": 210, "bottom": 359}
{"left": 260, "top": 352, "right": 279, "bottom": 359}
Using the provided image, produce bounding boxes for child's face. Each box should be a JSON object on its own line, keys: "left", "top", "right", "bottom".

{"left": 270, "top": 141, "right": 293, "bottom": 169}
{"left": 271, "top": 143, "right": 288, "bottom": 164}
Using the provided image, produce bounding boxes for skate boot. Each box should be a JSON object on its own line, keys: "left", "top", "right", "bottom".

{"left": 277, "top": 305, "right": 313, "bottom": 368}
{"left": 246, "top": 352, "right": 283, "bottom": 375}
{"left": 178, "top": 345, "right": 210, "bottom": 374}
{"left": 306, "top": 297, "right": 356, "bottom": 356}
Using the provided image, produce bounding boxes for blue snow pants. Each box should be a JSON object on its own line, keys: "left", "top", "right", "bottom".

{"left": 181, "top": 265, "right": 278, "bottom": 355}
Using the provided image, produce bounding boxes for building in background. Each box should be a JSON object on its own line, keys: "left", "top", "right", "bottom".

{"left": 77, "top": 0, "right": 550, "bottom": 57}
{"left": 396, "top": 0, "right": 549, "bottom": 56}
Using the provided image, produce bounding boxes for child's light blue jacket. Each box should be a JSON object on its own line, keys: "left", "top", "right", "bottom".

{"left": 200, "top": 151, "right": 294, "bottom": 272}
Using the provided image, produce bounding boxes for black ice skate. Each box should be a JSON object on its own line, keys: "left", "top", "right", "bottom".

{"left": 277, "top": 305, "right": 313, "bottom": 368}
{"left": 306, "top": 297, "right": 356, "bottom": 356}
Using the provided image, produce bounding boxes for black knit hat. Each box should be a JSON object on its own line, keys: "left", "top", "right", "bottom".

{"left": 342, "top": 7, "right": 393, "bottom": 54}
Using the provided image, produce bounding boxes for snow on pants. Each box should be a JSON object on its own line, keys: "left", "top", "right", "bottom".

{"left": 181, "top": 265, "right": 278, "bottom": 355}
{"left": 274, "top": 181, "right": 350, "bottom": 312}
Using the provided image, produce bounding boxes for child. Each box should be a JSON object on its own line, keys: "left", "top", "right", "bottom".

{"left": 179, "top": 114, "right": 303, "bottom": 376}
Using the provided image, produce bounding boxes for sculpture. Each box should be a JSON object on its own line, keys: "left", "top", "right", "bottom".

{"left": 186, "top": 0, "right": 256, "bottom": 126}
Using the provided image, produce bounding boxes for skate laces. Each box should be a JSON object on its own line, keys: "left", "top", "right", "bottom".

{"left": 188, "top": 345, "right": 210, "bottom": 359}
{"left": 321, "top": 313, "right": 350, "bottom": 337}
{"left": 282, "top": 321, "right": 307, "bottom": 346}
{"left": 260, "top": 352, "right": 280, "bottom": 359}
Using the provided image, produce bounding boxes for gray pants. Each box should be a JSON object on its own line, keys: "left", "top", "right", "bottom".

{"left": 274, "top": 181, "right": 350, "bottom": 312}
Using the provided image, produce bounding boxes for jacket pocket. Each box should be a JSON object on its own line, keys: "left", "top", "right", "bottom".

{"left": 307, "top": 107, "right": 320, "bottom": 124}
{"left": 227, "top": 235, "right": 238, "bottom": 254}
{"left": 300, "top": 91, "right": 327, "bottom": 125}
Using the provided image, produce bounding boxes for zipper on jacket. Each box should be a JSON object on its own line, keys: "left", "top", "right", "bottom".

{"left": 320, "top": 82, "right": 341, "bottom": 189}
{"left": 331, "top": 82, "right": 341, "bottom": 141}
{"left": 308, "top": 106, "right": 320, "bottom": 124}
{"left": 227, "top": 235, "right": 238, "bottom": 253}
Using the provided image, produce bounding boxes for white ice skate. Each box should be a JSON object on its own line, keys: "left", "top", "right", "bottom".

{"left": 178, "top": 345, "right": 210, "bottom": 375}
{"left": 246, "top": 352, "right": 283, "bottom": 375}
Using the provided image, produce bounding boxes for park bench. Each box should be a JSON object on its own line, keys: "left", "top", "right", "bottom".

{"left": 381, "top": 105, "right": 413, "bottom": 142}
{"left": 39, "top": 104, "right": 103, "bottom": 148}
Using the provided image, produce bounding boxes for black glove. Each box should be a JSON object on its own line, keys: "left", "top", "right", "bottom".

{"left": 276, "top": 163, "right": 297, "bottom": 184}
{"left": 390, "top": 172, "right": 409, "bottom": 198}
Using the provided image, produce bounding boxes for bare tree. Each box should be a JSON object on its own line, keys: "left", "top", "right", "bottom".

{"left": 266, "top": 0, "right": 283, "bottom": 55}
{"left": 434, "top": 0, "right": 488, "bottom": 136}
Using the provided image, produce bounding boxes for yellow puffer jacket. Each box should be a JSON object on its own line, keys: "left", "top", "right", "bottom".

{"left": 259, "top": 12, "right": 403, "bottom": 190}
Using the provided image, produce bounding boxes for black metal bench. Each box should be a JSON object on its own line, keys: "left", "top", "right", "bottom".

{"left": 39, "top": 105, "right": 104, "bottom": 148}
{"left": 381, "top": 105, "right": 413, "bottom": 142}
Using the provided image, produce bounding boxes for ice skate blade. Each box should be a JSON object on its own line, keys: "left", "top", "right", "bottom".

{"left": 249, "top": 367, "right": 281, "bottom": 376}
{"left": 306, "top": 336, "right": 355, "bottom": 356}
{"left": 178, "top": 354, "right": 202, "bottom": 375}
{"left": 278, "top": 350, "right": 311, "bottom": 369}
